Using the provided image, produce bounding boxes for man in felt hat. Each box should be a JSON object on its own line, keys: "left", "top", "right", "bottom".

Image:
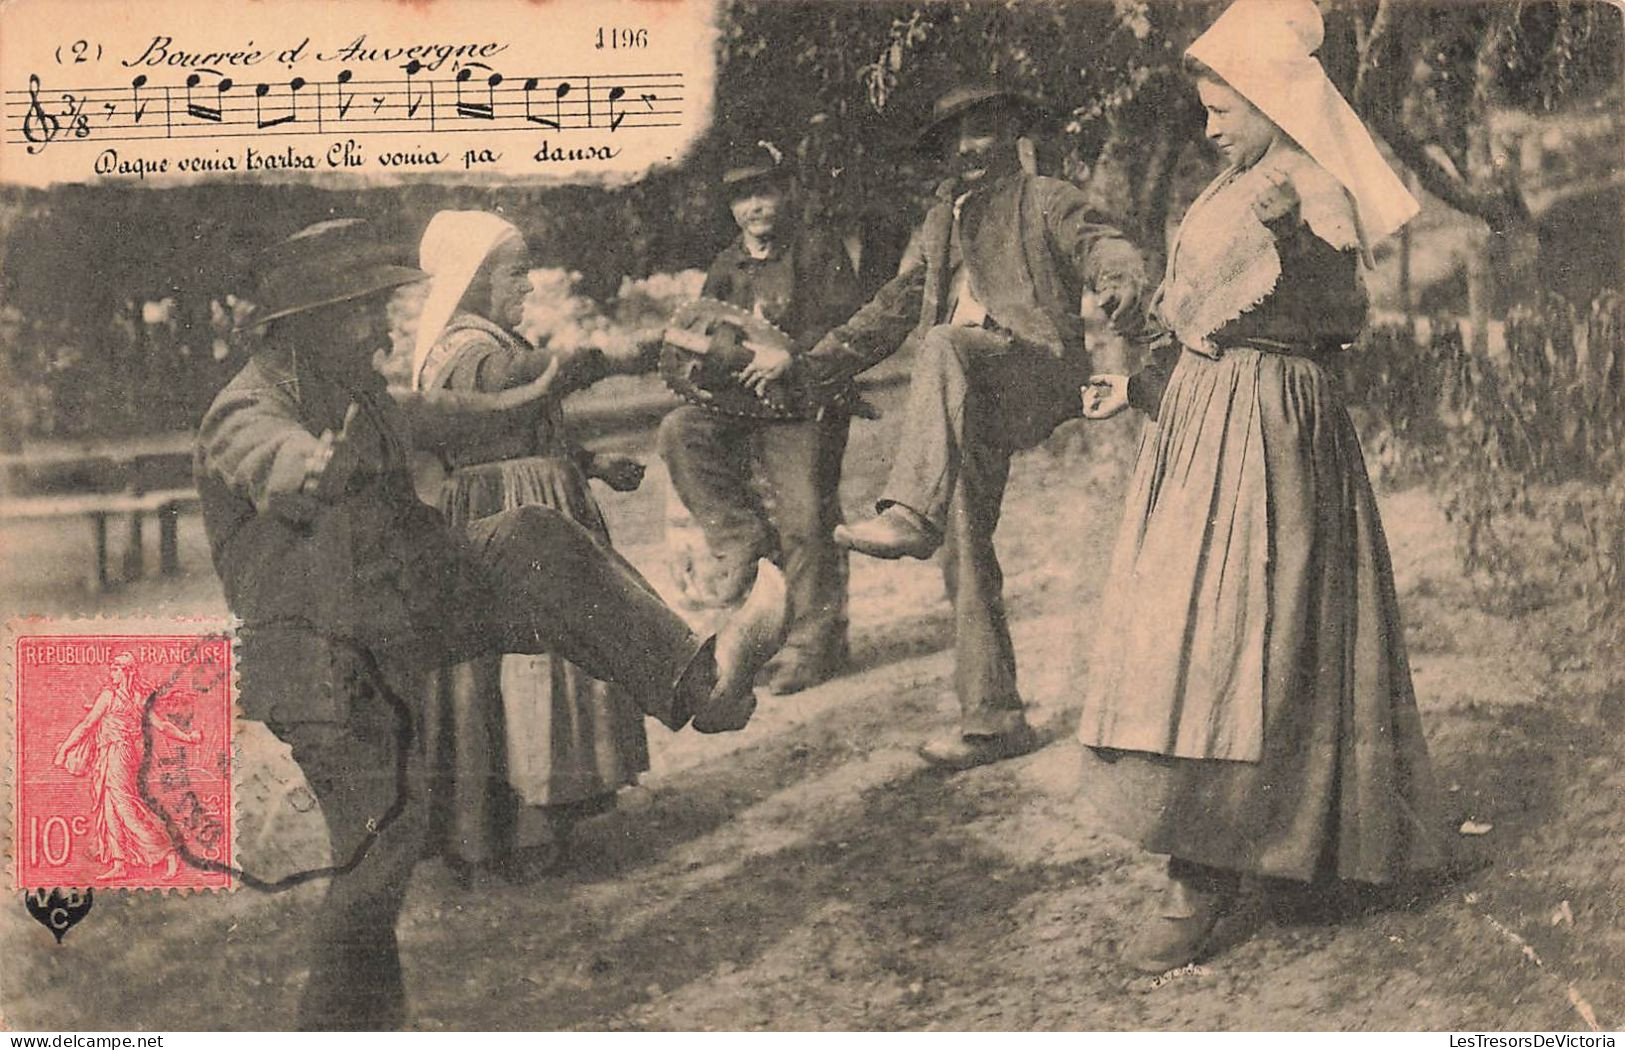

{"left": 655, "top": 141, "right": 863, "bottom": 694}
{"left": 802, "top": 84, "right": 1150, "bottom": 770}
{"left": 196, "top": 218, "right": 788, "bottom": 1029}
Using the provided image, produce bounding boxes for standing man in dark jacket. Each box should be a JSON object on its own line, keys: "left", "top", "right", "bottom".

{"left": 196, "top": 218, "right": 788, "bottom": 1029}
{"left": 807, "top": 86, "right": 1149, "bottom": 771}
{"left": 657, "top": 144, "right": 863, "bottom": 694}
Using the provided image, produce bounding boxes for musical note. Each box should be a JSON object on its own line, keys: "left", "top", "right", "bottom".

{"left": 523, "top": 78, "right": 571, "bottom": 129}
{"left": 184, "top": 71, "right": 232, "bottom": 123}
{"left": 254, "top": 78, "right": 305, "bottom": 130}
{"left": 454, "top": 64, "right": 501, "bottom": 120}
{"left": 402, "top": 60, "right": 431, "bottom": 126}
{"left": 21, "top": 74, "right": 60, "bottom": 153}
{"left": 334, "top": 69, "right": 354, "bottom": 119}
{"left": 607, "top": 84, "right": 626, "bottom": 132}
{"left": 131, "top": 75, "right": 150, "bottom": 123}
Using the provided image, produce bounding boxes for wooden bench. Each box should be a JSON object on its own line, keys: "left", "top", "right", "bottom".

{"left": 0, "top": 487, "right": 201, "bottom": 591}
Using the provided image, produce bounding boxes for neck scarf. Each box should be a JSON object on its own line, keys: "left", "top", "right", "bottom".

{"left": 1158, "top": 160, "right": 1281, "bottom": 355}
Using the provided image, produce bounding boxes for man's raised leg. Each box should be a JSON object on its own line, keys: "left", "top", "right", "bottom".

{"left": 448, "top": 504, "right": 786, "bottom": 733}
{"left": 836, "top": 325, "right": 1012, "bottom": 560}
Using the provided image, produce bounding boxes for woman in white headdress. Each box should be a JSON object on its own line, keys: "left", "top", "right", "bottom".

{"left": 1077, "top": 0, "right": 1444, "bottom": 972}
{"left": 413, "top": 210, "right": 652, "bottom": 882}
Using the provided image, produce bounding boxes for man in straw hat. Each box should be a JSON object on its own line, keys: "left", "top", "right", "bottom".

{"left": 196, "top": 218, "right": 789, "bottom": 1028}
{"left": 656, "top": 141, "right": 863, "bottom": 695}
{"left": 801, "top": 84, "right": 1150, "bottom": 771}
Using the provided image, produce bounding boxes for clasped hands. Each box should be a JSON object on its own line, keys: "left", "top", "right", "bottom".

{"left": 586, "top": 452, "right": 645, "bottom": 492}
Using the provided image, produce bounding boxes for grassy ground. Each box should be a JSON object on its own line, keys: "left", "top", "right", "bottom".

{"left": 2, "top": 369, "right": 1622, "bottom": 1031}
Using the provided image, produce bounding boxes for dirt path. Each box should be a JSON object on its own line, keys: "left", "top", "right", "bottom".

{"left": 4, "top": 395, "right": 1623, "bottom": 1031}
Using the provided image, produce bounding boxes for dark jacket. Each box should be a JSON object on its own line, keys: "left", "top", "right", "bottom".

{"left": 195, "top": 352, "right": 478, "bottom": 722}
{"left": 702, "top": 225, "right": 862, "bottom": 354}
{"left": 804, "top": 172, "right": 1146, "bottom": 384}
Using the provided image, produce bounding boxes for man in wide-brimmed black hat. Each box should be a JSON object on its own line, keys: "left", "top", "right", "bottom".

{"left": 196, "top": 218, "right": 789, "bottom": 1029}
{"left": 656, "top": 141, "right": 863, "bottom": 694}
{"left": 802, "top": 83, "right": 1150, "bottom": 771}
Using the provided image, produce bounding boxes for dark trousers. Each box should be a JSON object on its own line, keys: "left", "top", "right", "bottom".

{"left": 381, "top": 503, "right": 709, "bottom": 728}
{"left": 243, "top": 502, "right": 710, "bottom": 1029}
{"left": 267, "top": 686, "right": 423, "bottom": 1031}
{"left": 881, "top": 324, "right": 1089, "bottom": 736}
{"left": 657, "top": 405, "right": 850, "bottom": 665}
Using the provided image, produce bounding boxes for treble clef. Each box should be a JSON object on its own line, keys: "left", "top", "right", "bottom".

{"left": 22, "top": 74, "right": 62, "bottom": 154}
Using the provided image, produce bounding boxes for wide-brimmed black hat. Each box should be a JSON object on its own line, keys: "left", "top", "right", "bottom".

{"left": 240, "top": 218, "right": 426, "bottom": 330}
{"left": 720, "top": 141, "right": 792, "bottom": 197}
{"left": 915, "top": 84, "right": 1053, "bottom": 156}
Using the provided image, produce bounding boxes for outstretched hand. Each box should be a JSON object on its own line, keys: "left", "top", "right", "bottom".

{"left": 631, "top": 325, "right": 668, "bottom": 364}
{"left": 1081, "top": 374, "right": 1130, "bottom": 420}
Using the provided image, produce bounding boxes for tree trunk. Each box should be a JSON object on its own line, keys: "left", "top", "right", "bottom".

{"left": 1137, "top": 131, "right": 1185, "bottom": 266}
{"left": 1464, "top": 8, "right": 1516, "bottom": 358}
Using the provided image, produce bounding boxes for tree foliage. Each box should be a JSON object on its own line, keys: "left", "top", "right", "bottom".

{"left": 710, "top": 0, "right": 1621, "bottom": 242}
{"left": 0, "top": 0, "right": 1619, "bottom": 446}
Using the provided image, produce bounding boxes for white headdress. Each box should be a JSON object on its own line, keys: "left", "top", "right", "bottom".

{"left": 410, "top": 210, "right": 525, "bottom": 390}
{"left": 1186, "top": 0, "right": 1420, "bottom": 248}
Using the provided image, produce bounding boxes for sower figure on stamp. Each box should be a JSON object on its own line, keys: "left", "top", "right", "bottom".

{"left": 53, "top": 651, "right": 202, "bottom": 882}
{"left": 195, "top": 219, "right": 789, "bottom": 1030}
{"left": 804, "top": 86, "right": 1149, "bottom": 771}
{"left": 656, "top": 143, "right": 864, "bottom": 694}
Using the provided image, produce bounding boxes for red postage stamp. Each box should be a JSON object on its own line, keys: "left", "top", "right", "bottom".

{"left": 10, "top": 627, "right": 234, "bottom": 891}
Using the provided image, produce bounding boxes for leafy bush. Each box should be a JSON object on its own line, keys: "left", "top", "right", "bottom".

{"left": 1354, "top": 293, "right": 1625, "bottom": 649}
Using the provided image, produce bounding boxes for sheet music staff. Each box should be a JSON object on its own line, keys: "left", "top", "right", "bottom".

{"left": 9, "top": 68, "right": 683, "bottom": 151}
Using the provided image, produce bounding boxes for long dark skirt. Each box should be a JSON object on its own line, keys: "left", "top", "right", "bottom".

{"left": 422, "top": 455, "right": 650, "bottom": 865}
{"left": 1076, "top": 347, "right": 1444, "bottom": 883}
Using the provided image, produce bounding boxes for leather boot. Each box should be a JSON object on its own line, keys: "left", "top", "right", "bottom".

{"left": 834, "top": 504, "right": 941, "bottom": 560}
{"left": 917, "top": 725, "right": 1039, "bottom": 771}
{"left": 1124, "top": 860, "right": 1238, "bottom": 974}
{"left": 691, "top": 560, "right": 789, "bottom": 733}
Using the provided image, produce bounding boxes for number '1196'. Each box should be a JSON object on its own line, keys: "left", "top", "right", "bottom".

{"left": 596, "top": 27, "right": 649, "bottom": 49}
